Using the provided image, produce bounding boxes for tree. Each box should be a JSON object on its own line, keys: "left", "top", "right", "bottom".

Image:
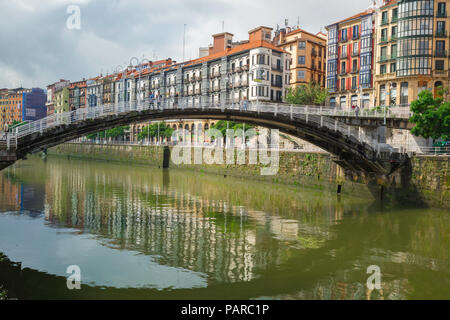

{"left": 410, "top": 88, "right": 450, "bottom": 141}
{"left": 86, "top": 125, "right": 129, "bottom": 140}
{"left": 211, "top": 120, "right": 255, "bottom": 137}
{"left": 285, "top": 82, "right": 328, "bottom": 106}
{"left": 137, "top": 123, "right": 174, "bottom": 141}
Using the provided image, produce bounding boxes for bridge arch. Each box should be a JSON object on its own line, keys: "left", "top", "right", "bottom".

{"left": 2, "top": 103, "right": 408, "bottom": 176}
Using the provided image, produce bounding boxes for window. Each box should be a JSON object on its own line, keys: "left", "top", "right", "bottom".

{"left": 381, "top": 46, "right": 388, "bottom": 59}
{"left": 341, "top": 45, "right": 347, "bottom": 58}
{"left": 391, "top": 26, "right": 397, "bottom": 38}
{"left": 352, "top": 59, "right": 358, "bottom": 72}
{"left": 340, "top": 78, "right": 346, "bottom": 90}
{"left": 436, "top": 40, "right": 445, "bottom": 56}
{"left": 392, "top": 8, "right": 398, "bottom": 20}
{"left": 330, "top": 97, "right": 336, "bottom": 107}
{"left": 391, "top": 44, "right": 397, "bottom": 58}
{"left": 390, "top": 62, "right": 397, "bottom": 73}
{"left": 400, "top": 82, "right": 408, "bottom": 105}
{"left": 435, "top": 60, "right": 444, "bottom": 70}
{"left": 381, "top": 28, "right": 388, "bottom": 41}
{"left": 341, "top": 62, "right": 346, "bottom": 73}
{"left": 381, "top": 11, "right": 388, "bottom": 24}
{"left": 298, "top": 56, "right": 305, "bottom": 65}
{"left": 436, "top": 21, "right": 446, "bottom": 35}
{"left": 380, "top": 64, "right": 387, "bottom": 74}
{"left": 352, "top": 77, "right": 357, "bottom": 89}
{"left": 298, "top": 41, "right": 306, "bottom": 49}
{"left": 297, "top": 71, "right": 305, "bottom": 79}
{"left": 352, "top": 25, "right": 359, "bottom": 39}
{"left": 341, "top": 29, "right": 347, "bottom": 41}
{"left": 437, "top": 2, "right": 446, "bottom": 16}
{"left": 339, "top": 96, "right": 346, "bottom": 107}
{"left": 380, "top": 84, "right": 386, "bottom": 106}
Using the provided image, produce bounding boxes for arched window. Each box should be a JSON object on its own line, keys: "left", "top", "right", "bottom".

{"left": 339, "top": 96, "right": 347, "bottom": 108}
{"left": 434, "top": 81, "right": 443, "bottom": 98}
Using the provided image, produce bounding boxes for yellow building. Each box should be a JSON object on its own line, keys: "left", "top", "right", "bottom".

{"left": 375, "top": 0, "right": 450, "bottom": 106}
{"left": 274, "top": 26, "right": 327, "bottom": 88}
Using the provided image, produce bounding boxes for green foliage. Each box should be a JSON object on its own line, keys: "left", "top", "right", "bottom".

{"left": 285, "top": 82, "right": 328, "bottom": 106}
{"left": 137, "top": 123, "right": 174, "bottom": 140}
{"left": 211, "top": 120, "right": 255, "bottom": 137}
{"left": 86, "top": 125, "right": 129, "bottom": 140}
{"left": 410, "top": 89, "right": 450, "bottom": 141}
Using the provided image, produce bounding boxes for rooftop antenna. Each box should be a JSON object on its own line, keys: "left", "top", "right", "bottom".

{"left": 183, "top": 24, "right": 187, "bottom": 62}
{"left": 285, "top": 19, "right": 289, "bottom": 28}
{"left": 222, "top": 21, "right": 224, "bottom": 32}
{"left": 297, "top": 16, "right": 300, "bottom": 28}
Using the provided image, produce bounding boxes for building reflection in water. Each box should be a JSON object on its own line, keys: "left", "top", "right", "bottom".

{"left": 1, "top": 157, "right": 447, "bottom": 300}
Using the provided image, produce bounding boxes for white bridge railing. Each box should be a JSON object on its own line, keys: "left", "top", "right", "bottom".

{"left": 0, "top": 98, "right": 411, "bottom": 153}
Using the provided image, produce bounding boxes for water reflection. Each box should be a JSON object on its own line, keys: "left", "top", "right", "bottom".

{"left": 0, "top": 157, "right": 448, "bottom": 300}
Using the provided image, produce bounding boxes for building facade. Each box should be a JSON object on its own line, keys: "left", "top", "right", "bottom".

{"left": 326, "top": 9, "right": 377, "bottom": 109}
{"left": 46, "top": 80, "right": 70, "bottom": 116}
{"left": 375, "top": 0, "right": 450, "bottom": 107}
{"left": 55, "top": 86, "right": 70, "bottom": 114}
{"left": 22, "top": 88, "right": 47, "bottom": 122}
{"left": 273, "top": 26, "right": 327, "bottom": 88}
{"left": 69, "top": 80, "right": 87, "bottom": 110}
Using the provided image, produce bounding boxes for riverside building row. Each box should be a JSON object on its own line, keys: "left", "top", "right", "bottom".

{"left": 326, "top": 0, "right": 450, "bottom": 109}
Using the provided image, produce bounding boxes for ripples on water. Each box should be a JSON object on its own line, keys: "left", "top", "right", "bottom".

{"left": 0, "top": 156, "right": 448, "bottom": 300}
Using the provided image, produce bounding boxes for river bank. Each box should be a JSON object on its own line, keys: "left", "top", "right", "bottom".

{"left": 45, "top": 143, "right": 449, "bottom": 208}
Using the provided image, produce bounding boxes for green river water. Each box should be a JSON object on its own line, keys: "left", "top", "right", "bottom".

{"left": 0, "top": 156, "right": 448, "bottom": 300}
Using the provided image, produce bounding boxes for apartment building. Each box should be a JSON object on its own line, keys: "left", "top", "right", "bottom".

{"left": 326, "top": 9, "right": 377, "bottom": 108}
{"left": 375, "top": 0, "right": 450, "bottom": 106}
{"left": 46, "top": 80, "right": 70, "bottom": 116}
{"left": 69, "top": 80, "right": 87, "bottom": 110}
{"left": 273, "top": 26, "right": 327, "bottom": 88}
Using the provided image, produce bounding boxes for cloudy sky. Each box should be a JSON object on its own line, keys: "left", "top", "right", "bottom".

{"left": 0, "top": 0, "right": 381, "bottom": 88}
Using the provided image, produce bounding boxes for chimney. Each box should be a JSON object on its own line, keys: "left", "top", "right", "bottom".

{"left": 209, "top": 32, "right": 234, "bottom": 55}
{"left": 248, "top": 26, "right": 273, "bottom": 42}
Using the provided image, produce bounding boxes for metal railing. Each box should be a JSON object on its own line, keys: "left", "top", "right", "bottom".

{"left": 0, "top": 98, "right": 414, "bottom": 153}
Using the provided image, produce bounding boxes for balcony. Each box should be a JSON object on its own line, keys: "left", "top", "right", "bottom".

{"left": 390, "top": 35, "right": 397, "bottom": 42}
{"left": 351, "top": 67, "right": 359, "bottom": 74}
{"left": 381, "top": 19, "right": 389, "bottom": 26}
{"left": 272, "top": 65, "right": 283, "bottom": 72}
{"left": 379, "top": 37, "right": 388, "bottom": 44}
{"left": 436, "top": 11, "right": 447, "bottom": 18}
{"left": 434, "top": 50, "right": 447, "bottom": 57}
{"left": 391, "top": 16, "right": 398, "bottom": 23}
{"left": 340, "top": 53, "right": 348, "bottom": 59}
{"left": 351, "top": 50, "right": 359, "bottom": 57}
{"left": 340, "top": 36, "right": 348, "bottom": 43}
{"left": 339, "top": 70, "right": 347, "bottom": 75}
{"left": 436, "top": 30, "right": 447, "bottom": 38}
{"left": 352, "top": 34, "right": 359, "bottom": 40}
{"left": 272, "top": 82, "right": 283, "bottom": 88}
{"left": 210, "top": 71, "right": 220, "bottom": 78}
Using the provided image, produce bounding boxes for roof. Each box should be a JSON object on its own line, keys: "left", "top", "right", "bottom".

{"left": 183, "top": 40, "right": 287, "bottom": 68}
{"left": 381, "top": 0, "right": 398, "bottom": 9}
{"left": 327, "top": 9, "right": 375, "bottom": 28}
{"left": 283, "top": 28, "right": 327, "bottom": 44}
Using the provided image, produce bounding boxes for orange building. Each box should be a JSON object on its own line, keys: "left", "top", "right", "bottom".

{"left": 273, "top": 25, "right": 327, "bottom": 88}
{"left": 0, "top": 88, "right": 31, "bottom": 131}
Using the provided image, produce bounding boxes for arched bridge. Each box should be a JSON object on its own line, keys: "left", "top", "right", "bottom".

{"left": 0, "top": 99, "right": 408, "bottom": 175}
